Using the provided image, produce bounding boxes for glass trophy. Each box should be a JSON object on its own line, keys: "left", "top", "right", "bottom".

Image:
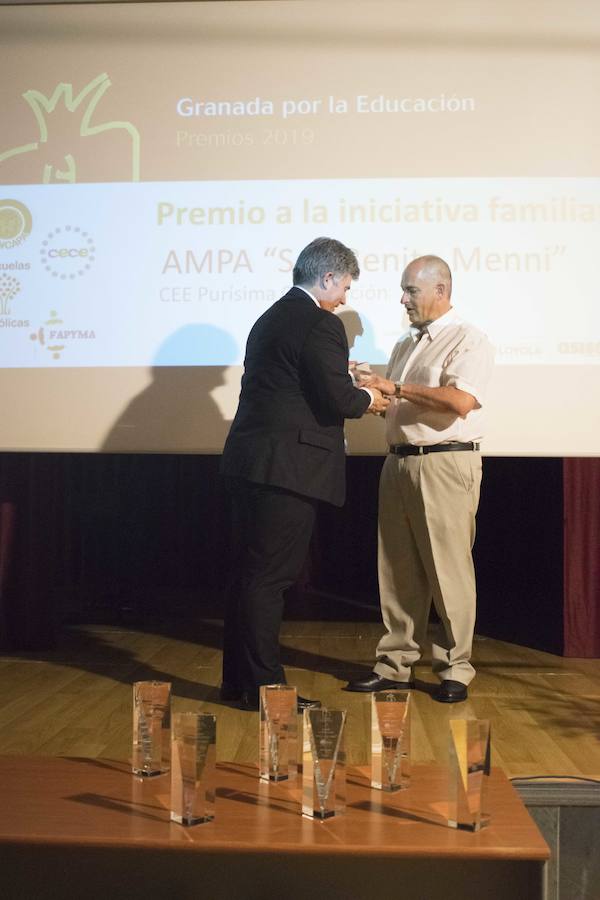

{"left": 132, "top": 680, "right": 171, "bottom": 777}
{"left": 170, "top": 712, "right": 217, "bottom": 825}
{"left": 302, "top": 708, "right": 346, "bottom": 820}
{"left": 259, "top": 684, "right": 298, "bottom": 783}
{"left": 448, "top": 718, "right": 491, "bottom": 831}
{"left": 371, "top": 690, "right": 411, "bottom": 792}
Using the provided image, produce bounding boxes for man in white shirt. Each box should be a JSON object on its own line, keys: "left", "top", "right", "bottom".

{"left": 345, "top": 255, "right": 494, "bottom": 702}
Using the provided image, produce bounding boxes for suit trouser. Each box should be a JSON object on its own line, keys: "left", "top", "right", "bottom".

{"left": 222, "top": 479, "right": 317, "bottom": 696}
{"left": 374, "top": 450, "right": 482, "bottom": 686}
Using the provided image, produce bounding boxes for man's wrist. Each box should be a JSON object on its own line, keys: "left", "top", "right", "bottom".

{"left": 394, "top": 381, "right": 404, "bottom": 399}
{"left": 361, "top": 387, "right": 375, "bottom": 407}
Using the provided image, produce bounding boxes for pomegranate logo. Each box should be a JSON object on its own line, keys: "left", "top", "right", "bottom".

{"left": 0, "top": 73, "right": 140, "bottom": 184}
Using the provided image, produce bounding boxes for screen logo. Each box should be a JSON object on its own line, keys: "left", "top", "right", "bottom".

{"left": 0, "top": 200, "right": 32, "bottom": 249}
{"left": 40, "top": 226, "right": 96, "bottom": 279}
{"left": 0, "top": 73, "right": 140, "bottom": 184}
{"left": 30, "top": 308, "right": 96, "bottom": 361}
{"left": 0, "top": 273, "right": 21, "bottom": 316}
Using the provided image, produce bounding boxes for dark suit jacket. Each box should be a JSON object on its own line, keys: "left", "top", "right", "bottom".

{"left": 221, "top": 287, "right": 371, "bottom": 506}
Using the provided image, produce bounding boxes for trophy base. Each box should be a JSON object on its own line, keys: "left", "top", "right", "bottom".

{"left": 303, "top": 809, "right": 335, "bottom": 820}
{"left": 132, "top": 767, "right": 165, "bottom": 778}
{"left": 170, "top": 812, "right": 214, "bottom": 826}
{"left": 448, "top": 816, "right": 490, "bottom": 832}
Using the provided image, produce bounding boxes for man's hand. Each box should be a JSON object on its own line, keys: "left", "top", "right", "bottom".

{"left": 360, "top": 374, "right": 476, "bottom": 416}
{"left": 349, "top": 361, "right": 373, "bottom": 384}
{"left": 366, "top": 388, "right": 390, "bottom": 415}
{"left": 360, "top": 373, "right": 396, "bottom": 395}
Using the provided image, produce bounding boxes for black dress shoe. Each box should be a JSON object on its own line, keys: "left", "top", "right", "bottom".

{"left": 240, "top": 692, "right": 260, "bottom": 711}
{"left": 344, "top": 672, "right": 415, "bottom": 692}
{"left": 219, "top": 683, "right": 242, "bottom": 701}
{"left": 296, "top": 695, "right": 321, "bottom": 711}
{"left": 240, "top": 691, "right": 321, "bottom": 712}
{"left": 433, "top": 679, "right": 468, "bottom": 703}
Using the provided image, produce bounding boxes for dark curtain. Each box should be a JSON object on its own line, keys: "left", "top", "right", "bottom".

{"left": 473, "top": 457, "right": 564, "bottom": 655}
{"left": 0, "top": 454, "right": 56, "bottom": 649}
{"left": 0, "top": 453, "right": 229, "bottom": 648}
{"left": 563, "top": 458, "right": 600, "bottom": 657}
{"left": 1, "top": 452, "right": 598, "bottom": 657}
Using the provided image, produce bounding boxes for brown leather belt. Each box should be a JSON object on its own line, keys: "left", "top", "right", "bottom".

{"left": 389, "top": 442, "right": 480, "bottom": 457}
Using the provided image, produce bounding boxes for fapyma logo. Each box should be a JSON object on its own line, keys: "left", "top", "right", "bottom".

{"left": 30, "top": 309, "right": 96, "bottom": 361}
{"left": 0, "top": 199, "right": 32, "bottom": 249}
{"left": 40, "top": 226, "right": 96, "bottom": 279}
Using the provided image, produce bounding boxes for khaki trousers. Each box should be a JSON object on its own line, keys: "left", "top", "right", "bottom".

{"left": 374, "top": 450, "right": 482, "bottom": 686}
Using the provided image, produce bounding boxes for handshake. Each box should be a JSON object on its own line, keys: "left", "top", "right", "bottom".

{"left": 350, "top": 362, "right": 397, "bottom": 416}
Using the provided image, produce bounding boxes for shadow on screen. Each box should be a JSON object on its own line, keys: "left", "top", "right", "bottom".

{"left": 101, "top": 324, "right": 239, "bottom": 452}
{"left": 337, "top": 308, "right": 390, "bottom": 452}
{"left": 337, "top": 307, "right": 390, "bottom": 364}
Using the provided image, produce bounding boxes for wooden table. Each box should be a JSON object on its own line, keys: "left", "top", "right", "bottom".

{"left": 0, "top": 756, "right": 549, "bottom": 900}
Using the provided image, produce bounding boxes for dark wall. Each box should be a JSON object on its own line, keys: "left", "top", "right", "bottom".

{"left": 314, "top": 456, "right": 565, "bottom": 655}
{"left": 0, "top": 453, "right": 564, "bottom": 654}
{"left": 474, "top": 457, "right": 564, "bottom": 655}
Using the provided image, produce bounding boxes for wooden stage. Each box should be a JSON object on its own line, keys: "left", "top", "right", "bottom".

{"left": 6, "top": 618, "right": 600, "bottom": 898}
{"left": 0, "top": 756, "right": 548, "bottom": 900}
{"left": 0, "top": 619, "right": 599, "bottom": 780}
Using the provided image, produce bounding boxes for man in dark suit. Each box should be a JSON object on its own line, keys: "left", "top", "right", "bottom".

{"left": 220, "top": 237, "right": 389, "bottom": 710}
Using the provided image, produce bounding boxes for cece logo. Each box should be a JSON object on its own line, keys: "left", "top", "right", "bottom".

{"left": 48, "top": 248, "right": 89, "bottom": 258}
{"left": 40, "top": 225, "right": 96, "bottom": 279}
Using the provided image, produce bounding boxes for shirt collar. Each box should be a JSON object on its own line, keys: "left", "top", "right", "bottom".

{"left": 296, "top": 285, "right": 320, "bottom": 307}
{"left": 410, "top": 307, "right": 458, "bottom": 342}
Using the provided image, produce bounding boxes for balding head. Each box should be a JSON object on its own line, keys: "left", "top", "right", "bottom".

{"left": 407, "top": 256, "right": 452, "bottom": 296}
{"left": 401, "top": 255, "right": 452, "bottom": 327}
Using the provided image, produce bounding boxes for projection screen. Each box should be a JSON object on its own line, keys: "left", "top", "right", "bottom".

{"left": 1, "top": 0, "right": 599, "bottom": 455}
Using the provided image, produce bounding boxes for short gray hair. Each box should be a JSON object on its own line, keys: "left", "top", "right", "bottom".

{"left": 293, "top": 237, "right": 360, "bottom": 287}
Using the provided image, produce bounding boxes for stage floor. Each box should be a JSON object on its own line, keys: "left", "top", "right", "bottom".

{"left": 0, "top": 756, "right": 548, "bottom": 900}
{"left": 0, "top": 619, "right": 599, "bottom": 780}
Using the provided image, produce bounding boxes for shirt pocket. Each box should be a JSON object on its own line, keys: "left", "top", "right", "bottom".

{"left": 408, "top": 365, "right": 443, "bottom": 387}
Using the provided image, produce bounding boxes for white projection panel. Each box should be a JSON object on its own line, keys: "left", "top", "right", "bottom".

{"left": 0, "top": 0, "right": 599, "bottom": 454}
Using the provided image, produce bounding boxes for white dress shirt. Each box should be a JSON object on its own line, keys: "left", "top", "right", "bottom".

{"left": 384, "top": 308, "right": 494, "bottom": 446}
